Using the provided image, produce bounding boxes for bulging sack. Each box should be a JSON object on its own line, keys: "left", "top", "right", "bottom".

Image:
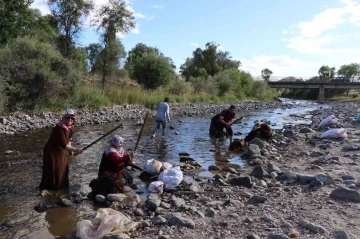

{"left": 319, "top": 115, "right": 338, "bottom": 129}
{"left": 320, "top": 128, "right": 347, "bottom": 139}
{"left": 148, "top": 181, "right": 164, "bottom": 193}
{"left": 158, "top": 166, "right": 183, "bottom": 190}
{"left": 143, "top": 159, "right": 163, "bottom": 175}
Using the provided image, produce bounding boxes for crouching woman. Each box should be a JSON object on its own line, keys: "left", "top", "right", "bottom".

{"left": 90, "top": 135, "right": 136, "bottom": 197}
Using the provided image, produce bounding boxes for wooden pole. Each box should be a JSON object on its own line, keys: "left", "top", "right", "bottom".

{"left": 82, "top": 124, "right": 123, "bottom": 151}
{"left": 134, "top": 111, "right": 149, "bottom": 152}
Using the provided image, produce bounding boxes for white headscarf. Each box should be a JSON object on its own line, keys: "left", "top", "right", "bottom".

{"left": 105, "top": 135, "right": 125, "bottom": 157}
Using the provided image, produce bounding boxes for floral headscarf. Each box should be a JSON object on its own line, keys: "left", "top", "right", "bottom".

{"left": 105, "top": 135, "right": 125, "bottom": 157}
{"left": 57, "top": 108, "right": 76, "bottom": 131}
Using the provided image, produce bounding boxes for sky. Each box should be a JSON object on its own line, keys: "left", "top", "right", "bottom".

{"left": 30, "top": 0, "right": 360, "bottom": 78}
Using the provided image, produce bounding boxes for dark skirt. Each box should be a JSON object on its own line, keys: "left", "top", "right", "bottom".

{"left": 89, "top": 169, "right": 133, "bottom": 196}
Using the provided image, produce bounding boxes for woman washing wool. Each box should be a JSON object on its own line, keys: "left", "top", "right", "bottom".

{"left": 39, "top": 109, "right": 83, "bottom": 190}
{"left": 90, "top": 135, "right": 136, "bottom": 196}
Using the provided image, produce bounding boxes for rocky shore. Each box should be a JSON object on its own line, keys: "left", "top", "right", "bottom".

{"left": 0, "top": 101, "right": 287, "bottom": 135}
{"left": 3, "top": 100, "right": 360, "bottom": 239}
{"left": 50, "top": 101, "right": 360, "bottom": 239}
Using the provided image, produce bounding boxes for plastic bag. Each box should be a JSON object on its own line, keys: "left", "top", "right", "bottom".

{"left": 76, "top": 208, "right": 140, "bottom": 239}
{"left": 144, "top": 159, "right": 163, "bottom": 175}
{"left": 158, "top": 166, "right": 183, "bottom": 190}
{"left": 148, "top": 181, "right": 164, "bottom": 193}
{"left": 320, "top": 128, "right": 347, "bottom": 138}
{"left": 319, "top": 115, "right": 338, "bottom": 128}
{"left": 160, "top": 162, "right": 173, "bottom": 171}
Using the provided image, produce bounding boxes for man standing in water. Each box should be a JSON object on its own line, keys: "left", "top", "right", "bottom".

{"left": 152, "top": 97, "right": 170, "bottom": 139}
{"left": 209, "top": 105, "right": 238, "bottom": 144}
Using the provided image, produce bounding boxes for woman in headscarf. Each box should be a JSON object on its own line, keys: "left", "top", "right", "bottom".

{"left": 90, "top": 135, "right": 136, "bottom": 196}
{"left": 39, "top": 109, "right": 83, "bottom": 190}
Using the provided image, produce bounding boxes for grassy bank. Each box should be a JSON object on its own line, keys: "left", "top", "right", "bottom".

{"left": 36, "top": 80, "right": 278, "bottom": 112}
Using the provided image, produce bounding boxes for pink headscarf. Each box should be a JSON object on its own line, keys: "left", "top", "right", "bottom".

{"left": 57, "top": 109, "right": 76, "bottom": 131}
{"left": 105, "top": 135, "right": 125, "bottom": 157}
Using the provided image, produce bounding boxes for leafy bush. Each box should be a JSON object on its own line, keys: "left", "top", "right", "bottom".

{"left": 132, "top": 53, "right": 175, "bottom": 89}
{"left": 189, "top": 76, "right": 218, "bottom": 95}
{"left": 167, "top": 79, "right": 193, "bottom": 95}
{"left": 0, "top": 37, "right": 80, "bottom": 110}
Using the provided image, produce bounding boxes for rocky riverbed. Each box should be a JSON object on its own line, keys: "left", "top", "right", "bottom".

{"left": 0, "top": 101, "right": 286, "bottom": 135}
{"left": 2, "top": 100, "right": 360, "bottom": 239}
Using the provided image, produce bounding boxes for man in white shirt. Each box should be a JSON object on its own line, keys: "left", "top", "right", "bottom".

{"left": 152, "top": 97, "right": 170, "bottom": 139}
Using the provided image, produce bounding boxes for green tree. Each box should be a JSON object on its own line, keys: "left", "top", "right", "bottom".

{"left": 318, "top": 65, "right": 336, "bottom": 81}
{"left": 24, "top": 9, "right": 60, "bottom": 43}
{"left": 0, "top": 37, "right": 80, "bottom": 111}
{"left": 48, "top": 0, "right": 93, "bottom": 57}
{"left": 125, "top": 43, "right": 176, "bottom": 77}
{"left": 212, "top": 69, "right": 253, "bottom": 97}
{"left": 132, "top": 53, "right": 175, "bottom": 89}
{"left": 0, "top": 0, "right": 33, "bottom": 45}
{"left": 86, "top": 43, "right": 103, "bottom": 72}
{"left": 338, "top": 63, "right": 359, "bottom": 82}
{"left": 261, "top": 68, "right": 273, "bottom": 81}
{"left": 92, "top": 40, "right": 126, "bottom": 79}
{"left": 180, "top": 42, "right": 240, "bottom": 81}
{"left": 94, "top": 0, "right": 135, "bottom": 88}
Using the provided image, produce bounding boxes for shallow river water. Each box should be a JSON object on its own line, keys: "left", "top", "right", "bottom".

{"left": 0, "top": 99, "right": 329, "bottom": 239}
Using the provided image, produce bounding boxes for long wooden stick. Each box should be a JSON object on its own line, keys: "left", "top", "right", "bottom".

{"left": 82, "top": 124, "right": 123, "bottom": 151}
{"left": 134, "top": 111, "right": 149, "bottom": 152}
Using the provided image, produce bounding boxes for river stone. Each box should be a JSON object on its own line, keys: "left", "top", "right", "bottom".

{"left": 95, "top": 195, "right": 106, "bottom": 203}
{"left": 229, "top": 176, "right": 253, "bottom": 188}
{"left": 178, "top": 152, "right": 190, "bottom": 157}
{"left": 299, "top": 127, "right": 312, "bottom": 133}
{"left": 170, "top": 196, "right": 186, "bottom": 208}
{"left": 244, "top": 144, "right": 261, "bottom": 157}
{"left": 107, "top": 193, "right": 127, "bottom": 202}
{"left": 342, "top": 175, "right": 356, "bottom": 181}
{"left": 208, "top": 165, "right": 220, "bottom": 171}
{"left": 151, "top": 215, "right": 167, "bottom": 225}
{"left": 247, "top": 195, "right": 267, "bottom": 204}
{"left": 249, "top": 165, "right": 269, "bottom": 179}
{"left": 246, "top": 235, "right": 261, "bottom": 239}
{"left": 249, "top": 138, "right": 266, "bottom": 149}
{"left": 205, "top": 207, "right": 217, "bottom": 217}
{"left": 342, "top": 145, "right": 360, "bottom": 151}
{"left": 315, "top": 173, "right": 334, "bottom": 185}
{"left": 164, "top": 213, "right": 195, "bottom": 228}
{"left": 310, "top": 178, "right": 324, "bottom": 187}
{"left": 267, "top": 162, "right": 281, "bottom": 173}
{"left": 180, "top": 156, "right": 195, "bottom": 162}
{"left": 147, "top": 199, "right": 161, "bottom": 211}
{"left": 297, "top": 174, "right": 315, "bottom": 184}
{"left": 61, "top": 198, "right": 73, "bottom": 206}
{"left": 330, "top": 186, "right": 360, "bottom": 202}
{"left": 34, "top": 202, "right": 48, "bottom": 213}
{"left": 298, "top": 219, "right": 326, "bottom": 233}
{"left": 284, "top": 171, "right": 298, "bottom": 181}
{"left": 334, "top": 230, "right": 351, "bottom": 239}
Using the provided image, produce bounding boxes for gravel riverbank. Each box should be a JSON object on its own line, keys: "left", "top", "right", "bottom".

{"left": 0, "top": 101, "right": 287, "bottom": 135}
{"left": 55, "top": 101, "right": 360, "bottom": 239}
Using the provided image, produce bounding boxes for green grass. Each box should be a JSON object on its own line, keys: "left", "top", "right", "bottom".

{"left": 31, "top": 79, "right": 279, "bottom": 112}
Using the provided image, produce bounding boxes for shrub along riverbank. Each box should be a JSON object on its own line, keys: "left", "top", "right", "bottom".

{"left": 38, "top": 78, "right": 278, "bottom": 113}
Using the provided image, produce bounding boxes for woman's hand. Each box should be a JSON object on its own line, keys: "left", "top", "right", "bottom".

{"left": 129, "top": 151, "right": 136, "bottom": 161}
{"left": 74, "top": 148, "right": 83, "bottom": 154}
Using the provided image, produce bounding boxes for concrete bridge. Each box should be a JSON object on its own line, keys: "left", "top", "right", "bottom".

{"left": 267, "top": 81, "right": 360, "bottom": 103}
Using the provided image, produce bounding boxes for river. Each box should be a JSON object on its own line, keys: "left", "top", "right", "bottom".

{"left": 0, "top": 99, "right": 329, "bottom": 239}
